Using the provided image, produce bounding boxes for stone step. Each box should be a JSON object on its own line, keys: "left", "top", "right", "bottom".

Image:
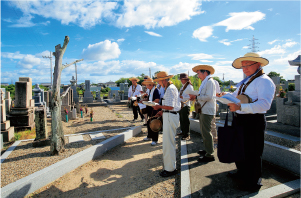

{"left": 89, "top": 133, "right": 105, "bottom": 140}
{"left": 68, "top": 135, "right": 84, "bottom": 143}
{"left": 265, "top": 130, "right": 300, "bottom": 142}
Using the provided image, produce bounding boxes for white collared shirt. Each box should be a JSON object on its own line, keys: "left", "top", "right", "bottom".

{"left": 149, "top": 86, "right": 156, "bottom": 101}
{"left": 179, "top": 83, "right": 194, "bottom": 107}
{"left": 231, "top": 74, "right": 275, "bottom": 114}
{"left": 128, "top": 84, "right": 142, "bottom": 98}
{"left": 163, "top": 84, "right": 181, "bottom": 111}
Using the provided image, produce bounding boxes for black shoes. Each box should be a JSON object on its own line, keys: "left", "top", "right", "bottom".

{"left": 160, "top": 169, "right": 178, "bottom": 177}
{"left": 198, "top": 156, "right": 215, "bottom": 162}
{"left": 197, "top": 150, "right": 207, "bottom": 155}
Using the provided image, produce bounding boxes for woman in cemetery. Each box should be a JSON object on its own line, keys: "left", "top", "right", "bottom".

{"left": 221, "top": 52, "right": 276, "bottom": 191}
{"left": 128, "top": 77, "right": 144, "bottom": 122}
{"left": 141, "top": 78, "right": 161, "bottom": 145}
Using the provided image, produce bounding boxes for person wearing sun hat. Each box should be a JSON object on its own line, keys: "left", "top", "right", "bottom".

{"left": 221, "top": 52, "right": 275, "bottom": 191}
{"left": 152, "top": 71, "right": 181, "bottom": 177}
{"left": 189, "top": 65, "right": 216, "bottom": 163}
{"left": 128, "top": 77, "right": 144, "bottom": 122}
{"left": 177, "top": 73, "right": 194, "bottom": 140}
{"left": 141, "top": 77, "right": 161, "bottom": 146}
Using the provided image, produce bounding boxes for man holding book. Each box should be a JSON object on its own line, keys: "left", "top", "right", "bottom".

{"left": 189, "top": 65, "right": 216, "bottom": 162}
{"left": 222, "top": 52, "right": 275, "bottom": 191}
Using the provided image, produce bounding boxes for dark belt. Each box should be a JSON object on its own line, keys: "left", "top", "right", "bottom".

{"left": 163, "top": 110, "right": 178, "bottom": 114}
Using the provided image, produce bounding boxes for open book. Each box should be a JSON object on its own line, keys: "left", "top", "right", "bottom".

{"left": 214, "top": 93, "right": 240, "bottom": 104}
{"left": 183, "top": 89, "right": 199, "bottom": 96}
{"left": 142, "top": 101, "right": 159, "bottom": 106}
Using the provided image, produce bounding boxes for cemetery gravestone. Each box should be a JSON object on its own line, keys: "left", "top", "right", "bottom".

{"left": 83, "top": 80, "right": 93, "bottom": 103}
{"left": 70, "top": 76, "right": 79, "bottom": 103}
{"left": 1, "top": 91, "right": 14, "bottom": 142}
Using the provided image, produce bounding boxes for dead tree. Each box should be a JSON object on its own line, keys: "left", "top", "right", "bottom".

{"left": 50, "top": 35, "right": 83, "bottom": 155}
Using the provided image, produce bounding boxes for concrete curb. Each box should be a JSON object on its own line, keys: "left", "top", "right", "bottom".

{"left": 242, "top": 179, "right": 300, "bottom": 198}
{"left": 1, "top": 126, "right": 141, "bottom": 198}
{"left": 181, "top": 139, "right": 191, "bottom": 198}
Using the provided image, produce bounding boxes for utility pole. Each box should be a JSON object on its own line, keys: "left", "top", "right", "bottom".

{"left": 149, "top": 68, "right": 151, "bottom": 78}
{"left": 75, "top": 62, "right": 78, "bottom": 86}
{"left": 43, "top": 51, "right": 53, "bottom": 89}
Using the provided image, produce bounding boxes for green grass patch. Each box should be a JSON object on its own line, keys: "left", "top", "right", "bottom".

{"left": 14, "top": 129, "right": 36, "bottom": 140}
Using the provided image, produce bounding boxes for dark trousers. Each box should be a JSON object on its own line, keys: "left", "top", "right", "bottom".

{"left": 131, "top": 98, "right": 143, "bottom": 120}
{"left": 235, "top": 113, "right": 266, "bottom": 185}
{"left": 179, "top": 105, "right": 190, "bottom": 136}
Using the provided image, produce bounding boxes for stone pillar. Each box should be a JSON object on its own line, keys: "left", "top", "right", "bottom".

{"left": 83, "top": 80, "right": 93, "bottom": 103}
{"left": 5, "top": 91, "right": 11, "bottom": 115}
{"left": 1, "top": 96, "right": 14, "bottom": 142}
{"left": 44, "top": 91, "right": 49, "bottom": 107}
{"left": 34, "top": 107, "right": 48, "bottom": 140}
{"left": 19, "top": 77, "right": 33, "bottom": 107}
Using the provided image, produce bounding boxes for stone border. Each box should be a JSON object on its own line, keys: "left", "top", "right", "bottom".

{"left": 1, "top": 126, "right": 141, "bottom": 198}
{"left": 242, "top": 179, "right": 300, "bottom": 198}
{"left": 181, "top": 139, "right": 191, "bottom": 198}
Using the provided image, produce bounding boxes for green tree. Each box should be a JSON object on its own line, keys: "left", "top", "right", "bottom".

{"left": 115, "top": 78, "right": 130, "bottom": 87}
{"left": 213, "top": 76, "right": 222, "bottom": 85}
{"left": 267, "top": 71, "right": 286, "bottom": 83}
{"left": 1, "top": 84, "right": 15, "bottom": 99}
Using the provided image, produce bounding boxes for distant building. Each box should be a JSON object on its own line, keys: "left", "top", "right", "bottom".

{"left": 1, "top": 83, "right": 9, "bottom": 86}
{"left": 104, "top": 80, "right": 117, "bottom": 87}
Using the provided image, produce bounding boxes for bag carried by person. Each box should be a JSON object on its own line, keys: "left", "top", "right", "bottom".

{"left": 194, "top": 101, "right": 207, "bottom": 114}
{"left": 217, "top": 107, "right": 245, "bottom": 163}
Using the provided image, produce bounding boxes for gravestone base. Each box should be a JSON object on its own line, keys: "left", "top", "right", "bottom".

{"left": 276, "top": 97, "right": 300, "bottom": 127}
{"left": 2, "top": 126, "right": 15, "bottom": 142}
{"left": 8, "top": 107, "right": 35, "bottom": 131}
{"left": 83, "top": 97, "right": 93, "bottom": 103}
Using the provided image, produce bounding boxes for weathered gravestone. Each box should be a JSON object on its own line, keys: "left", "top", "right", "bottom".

{"left": 83, "top": 80, "right": 93, "bottom": 103}
{"left": 8, "top": 77, "right": 35, "bottom": 131}
{"left": 5, "top": 91, "right": 11, "bottom": 115}
{"left": 70, "top": 76, "right": 79, "bottom": 103}
{"left": 33, "top": 84, "right": 46, "bottom": 107}
{"left": 1, "top": 90, "right": 14, "bottom": 142}
{"left": 32, "top": 107, "right": 50, "bottom": 147}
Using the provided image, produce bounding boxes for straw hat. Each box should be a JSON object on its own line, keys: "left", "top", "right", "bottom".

{"left": 142, "top": 78, "right": 156, "bottom": 85}
{"left": 192, "top": 65, "right": 215, "bottom": 75}
{"left": 153, "top": 71, "right": 174, "bottom": 82}
{"left": 179, "top": 73, "right": 189, "bottom": 80}
{"left": 129, "top": 77, "right": 140, "bottom": 82}
{"left": 232, "top": 52, "right": 269, "bottom": 69}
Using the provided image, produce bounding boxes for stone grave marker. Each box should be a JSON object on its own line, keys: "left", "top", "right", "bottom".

{"left": 1, "top": 90, "right": 14, "bottom": 142}
{"left": 83, "top": 80, "right": 93, "bottom": 103}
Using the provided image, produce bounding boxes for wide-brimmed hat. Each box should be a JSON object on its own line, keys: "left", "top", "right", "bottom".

{"left": 153, "top": 71, "right": 174, "bottom": 82}
{"left": 142, "top": 78, "right": 156, "bottom": 85}
{"left": 129, "top": 77, "right": 140, "bottom": 82}
{"left": 192, "top": 65, "right": 215, "bottom": 75}
{"left": 232, "top": 52, "right": 269, "bottom": 69}
{"left": 179, "top": 73, "right": 189, "bottom": 80}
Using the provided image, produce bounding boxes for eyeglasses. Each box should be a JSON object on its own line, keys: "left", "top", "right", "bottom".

{"left": 241, "top": 62, "right": 258, "bottom": 69}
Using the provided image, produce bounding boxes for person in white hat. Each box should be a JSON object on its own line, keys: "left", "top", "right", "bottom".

{"left": 153, "top": 71, "right": 180, "bottom": 177}
{"left": 189, "top": 65, "right": 216, "bottom": 162}
{"left": 128, "top": 77, "right": 144, "bottom": 122}
{"left": 223, "top": 52, "right": 275, "bottom": 191}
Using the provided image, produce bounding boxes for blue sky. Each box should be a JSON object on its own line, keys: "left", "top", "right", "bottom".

{"left": 1, "top": 0, "right": 300, "bottom": 85}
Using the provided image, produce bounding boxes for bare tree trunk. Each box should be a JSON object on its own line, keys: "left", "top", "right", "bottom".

{"left": 50, "top": 36, "right": 69, "bottom": 155}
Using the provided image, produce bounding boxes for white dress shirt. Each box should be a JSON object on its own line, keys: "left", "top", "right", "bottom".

{"left": 179, "top": 83, "right": 194, "bottom": 107}
{"left": 231, "top": 74, "right": 275, "bottom": 114}
{"left": 214, "top": 80, "right": 221, "bottom": 94}
{"left": 163, "top": 84, "right": 181, "bottom": 111}
{"left": 128, "top": 84, "right": 142, "bottom": 98}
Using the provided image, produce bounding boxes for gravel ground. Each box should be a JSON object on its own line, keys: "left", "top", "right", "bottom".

{"left": 2, "top": 104, "right": 180, "bottom": 198}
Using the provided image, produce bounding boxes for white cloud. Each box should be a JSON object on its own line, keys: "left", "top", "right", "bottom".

{"left": 1, "top": 51, "right": 25, "bottom": 59}
{"left": 214, "top": 11, "right": 265, "bottom": 32}
{"left": 169, "top": 62, "right": 198, "bottom": 75}
{"left": 200, "top": 60, "right": 214, "bottom": 63}
{"left": 282, "top": 41, "right": 298, "bottom": 48}
{"left": 188, "top": 53, "right": 214, "bottom": 60}
{"left": 259, "top": 45, "right": 286, "bottom": 55}
{"left": 18, "top": 55, "right": 41, "bottom": 69}
{"left": 192, "top": 26, "right": 213, "bottom": 42}
{"left": 268, "top": 8, "right": 273, "bottom": 11}
{"left": 81, "top": 40, "right": 121, "bottom": 61}
{"left": 117, "top": 38, "right": 125, "bottom": 42}
{"left": 242, "top": 46, "right": 249, "bottom": 49}
{"left": 116, "top": 0, "right": 203, "bottom": 29}
{"left": 8, "top": 1, "right": 118, "bottom": 29}
{"left": 145, "top": 31, "right": 162, "bottom": 37}
{"left": 268, "top": 39, "right": 279, "bottom": 45}
{"left": 219, "top": 38, "right": 244, "bottom": 46}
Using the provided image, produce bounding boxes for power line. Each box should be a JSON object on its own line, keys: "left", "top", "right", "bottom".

{"left": 42, "top": 51, "right": 53, "bottom": 88}
{"left": 248, "top": 35, "right": 260, "bottom": 53}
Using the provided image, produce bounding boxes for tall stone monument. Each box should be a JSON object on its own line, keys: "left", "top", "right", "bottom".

{"left": 70, "top": 76, "right": 79, "bottom": 103}
{"left": 1, "top": 90, "right": 14, "bottom": 142}
{"left": 8, "top": 77, "right": 35, "bottom": 130}
{"left": 83, "top": 80, "right": 93, "bottom": 103}
{"left": 276, "top": 55, "right": 300, "bottom": 127}
{"left": 32, "top": 84, "right": 46, "bottom": 107}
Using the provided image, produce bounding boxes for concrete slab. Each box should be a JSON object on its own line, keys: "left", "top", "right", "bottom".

{"left": 1, "top": 126, "right": 142, "bottom": 198}
{"left": 1, "top": 140, "right": 22, "bottom": 163}
{"left": 90, "top": 133, "right": 105, "bottom": 140}
{"left": 242, "top": 179, "right": 300, "bottom": 198}
{"left": 265, "top": 131, "right": 300, "bottom": 142}
{"left": 181, "top": 139, "right": 191, "bottom": 198}
{"left": 68, "top": 135, "right": 84, "bottom": 143}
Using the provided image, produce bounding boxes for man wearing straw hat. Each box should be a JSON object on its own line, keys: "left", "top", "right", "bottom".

{"left": 128, "top": 77, "right": 144, "bottom": 122}
{"left": 189, "top": 65, "right": 216, "bottom": 162}
{"left": 177, "top": 73, "right": 194, "bottom": 140}
{"left": 222, "top": 52, "right": 275, "bottom": 190}
{"left": 141, "top": 78, "right": 161, "bottom": 145}
{"left": 153, "top": 71, "right": 181, "bottom": 177}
